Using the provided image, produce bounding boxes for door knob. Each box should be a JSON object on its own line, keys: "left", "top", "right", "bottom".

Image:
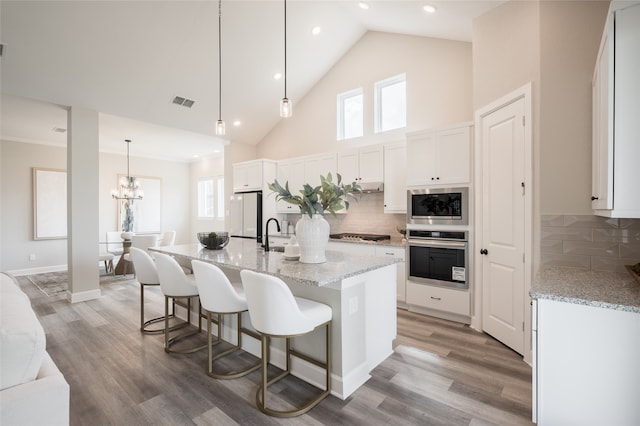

{"left": 480, "top": 249, "right": 488, "bottom": 255}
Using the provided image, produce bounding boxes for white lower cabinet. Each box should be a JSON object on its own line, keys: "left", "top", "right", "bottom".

{"left": 534, "top": 298, "right": 640, "bottom": 425}
{"left": 375, "top": 246, "right": 406, "bottom": 305}
{"left": 406, "top": 282, "right": 470, "bottom": 317}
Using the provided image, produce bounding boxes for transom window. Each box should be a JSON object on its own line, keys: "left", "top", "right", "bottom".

{"left": 337, "top": 88, "right": 363, "bottom": 140}
{"left": 374, "top": 73, "right": 406, "bottom": 133}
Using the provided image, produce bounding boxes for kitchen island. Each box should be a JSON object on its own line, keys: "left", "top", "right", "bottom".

{"left": 150, "top": 238, "right": 398, "bottom": 399}
{"left": 530, "top": 266, "right": 640, "bottom": 424}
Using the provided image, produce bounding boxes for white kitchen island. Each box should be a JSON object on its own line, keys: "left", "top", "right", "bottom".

{"left": 150, "top": 237, "right": 398, "bottom": 399}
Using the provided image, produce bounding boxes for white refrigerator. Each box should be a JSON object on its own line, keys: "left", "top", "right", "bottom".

{"left": 228, "top": 191, "right": 262, "bottom": 243}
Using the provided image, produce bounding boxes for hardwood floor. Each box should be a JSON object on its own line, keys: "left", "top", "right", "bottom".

{"left": 18, "top": 274, "right": 532, "bottom": 425}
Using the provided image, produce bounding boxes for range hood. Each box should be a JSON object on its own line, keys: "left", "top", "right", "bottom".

{"left": 359, "top": 181, "right": 384, "bottom": 192}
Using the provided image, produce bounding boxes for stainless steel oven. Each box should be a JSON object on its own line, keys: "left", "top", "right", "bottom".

{"left": 407, "top": 187, "right": 469, "bottom": 226}
{"left": 407, "top": 230, "right": 468, "bottom": 289}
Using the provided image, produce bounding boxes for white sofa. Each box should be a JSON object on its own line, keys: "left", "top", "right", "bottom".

{"left": 1, "top": 272, "right": 70, "bottom": 425}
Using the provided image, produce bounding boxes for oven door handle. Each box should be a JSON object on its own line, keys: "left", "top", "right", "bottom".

{"left": 408, "top": 239, "right": 467, "bottom": 249}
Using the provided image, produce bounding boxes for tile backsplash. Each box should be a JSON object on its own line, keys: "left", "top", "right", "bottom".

{"left": 541, "top": 214, "right": 640, "bottom": 272}
{"left": 284, "top": 192, "right": 407, "bottom": 240}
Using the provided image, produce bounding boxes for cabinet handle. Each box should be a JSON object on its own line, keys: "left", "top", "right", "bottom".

{"left": 430, "top": 296, "right": 442, "bottom": 301}
{"left": 436, "top": 177, "right": 440, "bottom": 180}
{"left": 385, "top": 252, "right": 394, "bottom": 256}
{"left": 591, "top": 196, "right": 599, "bottom": 201}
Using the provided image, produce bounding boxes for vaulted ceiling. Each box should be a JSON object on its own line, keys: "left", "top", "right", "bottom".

{"left": 0, "top": 0, "right": 504, "bottom": 161}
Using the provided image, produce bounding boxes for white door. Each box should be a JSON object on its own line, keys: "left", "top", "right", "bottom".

{"left": 480, "top": 97, "right": 526, "bottom": 354}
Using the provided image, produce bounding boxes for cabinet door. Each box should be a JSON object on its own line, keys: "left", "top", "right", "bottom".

{"left": 406, "top": 132, "right": 437, "bottom": 186}
{"left": 337, "top": 150, "right": 359, "bottom": 184}
{"left": 305, "top": 153, "right": 337, "bottom": 187}
{"left": 233, "top": 161, "right": 266, "bottom": 192}
{"left": 436, "top": 126, "right": 471, "bottom": 184}
{"left": 278, "top": 159, "right": 305, "bottom": 213}
{"left": 592, "top": 22, "right": 613, "bottom": 210}
{"left": 375, "top": 246, "right": 406, "bottom": 304}
{"left": 383, "top": 142, "right": 407, "bottom": 213}
{"left": 358, "top": 145, "right": 383, "bottom": 183}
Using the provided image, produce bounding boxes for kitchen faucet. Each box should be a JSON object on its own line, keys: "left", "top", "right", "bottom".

{"left": 262, "top": 218, "right": 280, "bottom": 251}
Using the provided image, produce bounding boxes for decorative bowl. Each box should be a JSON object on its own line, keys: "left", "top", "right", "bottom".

{"left": 197, "top": 232, "right": 229, "bottom": 250}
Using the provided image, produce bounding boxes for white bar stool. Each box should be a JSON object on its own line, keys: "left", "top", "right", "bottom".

{"left": 129, "top": 247, "right": 177, "bottom": 334}
{"left": 154, "top": 252, "right": 206, "bottom": 354}
{"left": 191, "top": 260, "right": 261, "bottom": 379}
{"left": 240, "top": 269, "right": 332, "bottom": 418}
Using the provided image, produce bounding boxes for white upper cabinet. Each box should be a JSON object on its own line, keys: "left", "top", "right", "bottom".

{"left": 592, "top": 2, "right": 640, "bottom": 218}
{"left": 383, "top": 142, "right": 407, "bottom": 213}
{"left": 406, "top": 123, "right": 472, "bottom": 187}
{"left": 275, "top": 158, "right": 305, "bottom": 213}
{"left": 232, "top": 159, "right": 277, "bottom": 194}
{"left": 338, "top": 145, "right": 384, "bottom": 186}
{"left": 305, "top": 153, "right": 337, "bottom": 188}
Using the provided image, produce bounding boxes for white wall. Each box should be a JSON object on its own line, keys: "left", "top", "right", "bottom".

{"left": 256, "top": 31, "right": 473, "bottom": 160}
{"left": 539, "top": 0, "right": 609, "bottom": 215}
{"left": 1, "top": 140, "right": 68, "bottom": 271}
{"left": 1, "top": 139, "right": 192, "bottom": 272}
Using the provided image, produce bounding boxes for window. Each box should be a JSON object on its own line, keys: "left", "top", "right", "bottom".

{"left": 374, "top": 73, "right": 406, "bottom": 133}
{"left": 197, "top": 178, "right": 214, "bottom": 218}
{"left": 216, "top": 176, "right": 224, "bottom": 218}
{"left": 197, "top": 175, "right": 224, "bottom": 219}
{"left": 337, "top": 88, "right": 363, "bottom": 140}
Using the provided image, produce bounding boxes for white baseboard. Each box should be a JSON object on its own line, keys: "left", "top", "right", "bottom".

{"left": 67, "top": 288, "right": 102, "bottom": 303}
{"left": 7, "top": 264, "right": 68, "bottom": 277}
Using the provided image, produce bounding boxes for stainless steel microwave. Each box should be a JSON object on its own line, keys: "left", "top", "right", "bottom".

{"left": 407, "top": 187, "right": 469, "bottom": 226}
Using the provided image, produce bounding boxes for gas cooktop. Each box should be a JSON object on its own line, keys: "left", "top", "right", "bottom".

{"left": 329, "top": 233, "right": 391, "bottom": 242}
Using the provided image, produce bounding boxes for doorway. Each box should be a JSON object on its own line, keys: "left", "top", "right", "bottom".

{"left": 474, "top": 84, "right": 533, "bottom": 356}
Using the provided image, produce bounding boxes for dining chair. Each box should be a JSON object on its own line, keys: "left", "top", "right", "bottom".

{"left": 106, "top": 231, "right": 124, "bottom": 256}
{"left": 240, "top": 269, "right": 332, "bottom": 417}
{"left": 159, "top": 230, "right": 176, "bottom": 247}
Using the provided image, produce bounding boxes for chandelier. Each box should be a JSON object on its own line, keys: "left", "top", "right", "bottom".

{"left": 111, "top": 139, "right": 143, "bottom": 201}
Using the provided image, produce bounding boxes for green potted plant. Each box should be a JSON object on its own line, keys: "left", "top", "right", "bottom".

{"left": 268, "top": 173, "right": 362, "bottom": 263}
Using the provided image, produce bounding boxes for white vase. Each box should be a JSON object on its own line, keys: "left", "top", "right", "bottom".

{"left": 295, "top": 214, "right": 330, "bottom": 264}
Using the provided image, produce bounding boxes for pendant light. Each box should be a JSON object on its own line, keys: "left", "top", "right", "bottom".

{"left": 216, "top": 0, "right": 226, "bottom": 135}
{"left": 279, "top": 0, "right": 292, "bottom": 118}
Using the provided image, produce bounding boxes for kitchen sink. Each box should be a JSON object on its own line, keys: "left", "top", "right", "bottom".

{"left": 268, "top": 246, "right": 285, "bottom": 252}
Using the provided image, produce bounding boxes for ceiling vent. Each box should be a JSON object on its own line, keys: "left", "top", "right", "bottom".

{"left": 172, "top": 96, "right": 195, "bottom": 108}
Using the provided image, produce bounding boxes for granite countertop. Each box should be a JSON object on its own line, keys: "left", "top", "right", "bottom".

{"left": 270, "top": 233, "right": 406, "bottom": 248}
{"left": 150, "top": 238, "right": 398, "bottom": 287}
{"left": 531, "top": 266, "right": 640, "bottom": 313}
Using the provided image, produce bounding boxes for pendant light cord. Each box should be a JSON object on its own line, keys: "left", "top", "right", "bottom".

{"left": 218, "top": 0, "right": 222, "bottom": 122}
{"left": 126, "top": 139, "right": 131, "bottom": 179}
{"left": 283, "top": 0, "right": 287, "bottom": 99}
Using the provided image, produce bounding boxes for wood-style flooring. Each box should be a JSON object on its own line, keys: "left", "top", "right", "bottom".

{"left": 18, "top": 274, "right": 533, "bottom": 425}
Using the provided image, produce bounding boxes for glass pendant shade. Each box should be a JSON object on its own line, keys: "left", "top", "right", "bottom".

{"left": 216, "top": 119, "right": 226, "bottom": 135}
{"left": 280, "top": 97, "right": 292, "bottom": 118}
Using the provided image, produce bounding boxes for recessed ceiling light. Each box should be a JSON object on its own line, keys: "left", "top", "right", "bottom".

{"left": 311, "top": 26, "right": 321, "bottom": 35}
{"left": 233, "top": 120, "right": 242, "bottom": 127}
{"left": 273, "top": 72, "right": 282, "bottom": 80}
{"left": 358, "top": 2, "right": 369, "bottom": 10}
{"left": 423, "top": 4, "right": 437, "bottom": 13}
